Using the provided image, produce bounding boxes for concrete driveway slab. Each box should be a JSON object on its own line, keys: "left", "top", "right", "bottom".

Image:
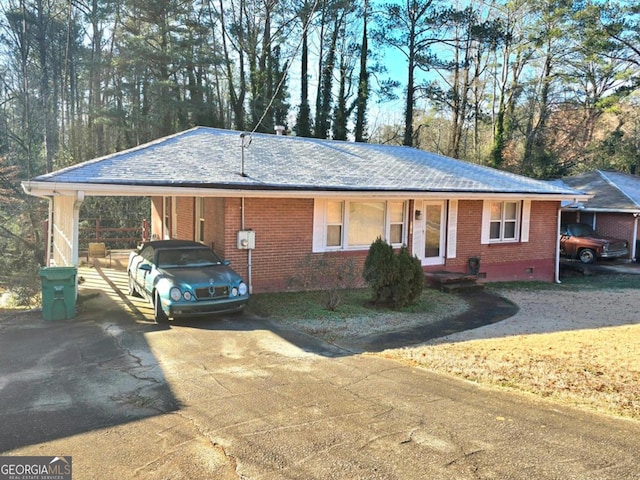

{"left": 1, "top": 266, "right": 639, "bottom": 479}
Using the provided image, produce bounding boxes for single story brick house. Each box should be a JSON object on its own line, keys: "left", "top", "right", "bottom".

{"left": 22, "top": 127, "right": 587, "bottom": 292}
{"left": 558, "top": 170, "right": 640, "bottom": 261}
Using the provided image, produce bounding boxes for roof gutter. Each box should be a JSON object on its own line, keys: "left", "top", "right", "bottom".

{"left": 561, "top": 206, "right": 640, "bottom": 214}
{"left": 22, "top": 180, "right": 591, "bottom": 202}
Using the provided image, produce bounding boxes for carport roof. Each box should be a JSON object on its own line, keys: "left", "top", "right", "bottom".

{"left": 560, "top": 170, "right": 640, "bottom": 212}
{"left": 24, "top": 126, "right": 585, "bottom": 198}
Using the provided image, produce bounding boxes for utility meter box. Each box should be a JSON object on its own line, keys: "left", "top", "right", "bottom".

{"left": 237, "top": 230, "right": 255, "bottom": 250}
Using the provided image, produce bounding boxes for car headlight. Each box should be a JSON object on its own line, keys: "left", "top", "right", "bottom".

{"left": 238, "top": 282, "right": 248, "bottom": 296}
{"left": 603, "top": 244, "right": 609, "bottom": 251}
{"left": 183, "top": 291, "right": 192, "bottom": 301}
{"left": 170, "top": 287, "right": 182, "bottom": 301}
{"left": 231, "top": 287, "right": 238, "bottom": 297}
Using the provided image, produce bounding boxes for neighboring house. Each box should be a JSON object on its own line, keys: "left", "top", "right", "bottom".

{"left": 559, "top": 170, "right": 640, "bottom": 261}
{"left": 22, "top": 127, "right": 587, "bottom": 293}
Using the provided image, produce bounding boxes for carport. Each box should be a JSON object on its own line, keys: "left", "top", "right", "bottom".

{"left": 21, "top": 184, "right": 229, "bottom": 269}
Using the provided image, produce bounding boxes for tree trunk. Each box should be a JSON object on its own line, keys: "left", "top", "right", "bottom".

{"left": 354, "top": 0, "right": 369, "bottom": 143}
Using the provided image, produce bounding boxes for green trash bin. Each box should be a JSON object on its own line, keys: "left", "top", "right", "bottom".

{"left": 39, "top": 266, "right": 77, "bottom": 321}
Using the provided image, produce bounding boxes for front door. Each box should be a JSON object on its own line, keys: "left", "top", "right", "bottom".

{"left": 416, "top": 201, "right": 446, "bottom": 266}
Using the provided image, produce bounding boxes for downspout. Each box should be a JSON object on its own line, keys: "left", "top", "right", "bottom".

{"left": 633, "top": 214, "right": 639, "bottom": 262}
{"left": 555, "top": 205, "right": 562, "bottom": 284}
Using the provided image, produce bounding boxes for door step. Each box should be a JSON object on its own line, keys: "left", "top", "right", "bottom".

{"left": 440, "top": 282, "right": 485, "bottom": 293}
{"left": 424, "top": 271, "right": 484, "bottom": 293}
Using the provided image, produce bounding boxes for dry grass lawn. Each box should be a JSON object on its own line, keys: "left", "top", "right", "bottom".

{"left": 382, "top": 288, "right": 640, "bottom": 420}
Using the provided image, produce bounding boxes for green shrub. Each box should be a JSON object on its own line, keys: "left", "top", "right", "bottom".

{"left": 362, "top": 237, "right": 397, "bottom": 303}
{"left": 363, "top": 238, "right": 424, "bottom": 309}
{"left": 391, "top": 245, "right": 424, "bottom": 308}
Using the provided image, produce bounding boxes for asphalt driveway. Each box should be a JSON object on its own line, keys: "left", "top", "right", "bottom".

{"left": 1, "top": 266, "right": 639, "bottom": 479}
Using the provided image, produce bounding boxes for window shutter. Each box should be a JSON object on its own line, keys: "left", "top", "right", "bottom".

{"left": 411, "top": 201, "right": 421, "bottom": 258}
{"left": 521, "top": 199, "right": 531, "bottom": 242}
{"left": 481, "top": 200, "right": 492, "bottom": 244}
{"left": 312, "top": 199, "right": 326, "bottom": 252}
{"left": 447, "top": 200, "right": 458, "bottom": 258}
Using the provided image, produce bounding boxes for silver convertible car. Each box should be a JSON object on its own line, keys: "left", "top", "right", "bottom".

{"left": 127, "top": 240, "right": 249, "bottom": 323}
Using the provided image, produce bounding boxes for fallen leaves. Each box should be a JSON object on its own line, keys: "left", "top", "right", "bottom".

{"left": 386, "top": 288, "right": 640, "bottom": 420}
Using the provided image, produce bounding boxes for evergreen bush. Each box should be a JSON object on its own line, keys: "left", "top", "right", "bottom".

{"left": 392, "top": 245, "right": 424, "bottom": 308}
{"left": 363, "top": 238, "right": 424, "bottom": 309}
{"left": 362, "top": 237, "right": 397, "bottom": 303}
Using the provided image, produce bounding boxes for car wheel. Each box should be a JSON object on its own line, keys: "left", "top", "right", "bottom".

{"left": 154, "top": 290, "right": 169, "bottom": 324}
{"left": 578, "top": 248, "right": 596, "bottom": 264}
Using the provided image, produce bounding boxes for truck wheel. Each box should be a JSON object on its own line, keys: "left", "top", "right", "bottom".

{"left": 579, "top": 249, "right": 596, "bottom": 264}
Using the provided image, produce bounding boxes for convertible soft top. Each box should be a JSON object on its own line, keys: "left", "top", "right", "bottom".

{"left": 142, "top": 240, "right": 208, "bottom": 249}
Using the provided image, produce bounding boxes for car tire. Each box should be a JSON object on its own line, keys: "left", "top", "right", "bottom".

{"left": 154, "top": 290, "right": 169, "bottom": 324}
{"left": 578, "top": 248, "right": 596, "bottom": 264}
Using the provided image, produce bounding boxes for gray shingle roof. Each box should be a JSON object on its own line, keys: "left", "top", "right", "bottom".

{"left": 561, "top": 170, "right": 640, "bottom": 211}
{"left": 33, "top": 127, "right": 581, "bottom": 195}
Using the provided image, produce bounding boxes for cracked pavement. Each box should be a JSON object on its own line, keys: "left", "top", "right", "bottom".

{"left": 1, "top": 284, "right": 640, "bottom": 479}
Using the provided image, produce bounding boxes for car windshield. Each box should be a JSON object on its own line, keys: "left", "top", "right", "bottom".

{"left": 569, "top": 224, "right": 596, "bottom": 237}
{"left": 156, "top": 248, "right": 222, "bottom": 268}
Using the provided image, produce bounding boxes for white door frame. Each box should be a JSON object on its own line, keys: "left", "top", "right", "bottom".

{"left": 413, "top": 200, "right": 446, "bottom": 266}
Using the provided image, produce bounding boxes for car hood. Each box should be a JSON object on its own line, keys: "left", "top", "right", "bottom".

{"left": 159, "top": 265, "right": 242, "bottom": 286}
{"left": 575, "top": 234, "right": 625, "bottom": 245}
{"left": 571, "top": 234, "right": 628, "bottom": 246}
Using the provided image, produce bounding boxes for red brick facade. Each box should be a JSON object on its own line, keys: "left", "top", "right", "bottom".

{"left": 151, "top": 196, "right": 563, "bottom": 293}
{"left": 433, "top": 200, "right": 559, "bottom": 282}
{"left": 594, "top": 213, "right": 637, "bottom": 247}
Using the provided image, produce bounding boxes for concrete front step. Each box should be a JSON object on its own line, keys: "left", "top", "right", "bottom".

{"left": 424, "top": 270, "right": 483, "bottom": 293}
{"left": 440, "top": 282, "right": 485, "bottom": 293}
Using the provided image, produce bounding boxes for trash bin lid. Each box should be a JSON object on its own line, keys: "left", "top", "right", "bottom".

{"left": 39, "top": 266, "right": 78, "bottom": 281}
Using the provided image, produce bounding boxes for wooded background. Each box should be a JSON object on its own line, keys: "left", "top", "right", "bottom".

{"left": 1, "top": 0, "right": 640, "bottom": 299}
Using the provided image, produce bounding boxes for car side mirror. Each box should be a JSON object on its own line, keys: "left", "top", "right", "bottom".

{"left": 224, "top": 260, "right": 231, "bottom": 266}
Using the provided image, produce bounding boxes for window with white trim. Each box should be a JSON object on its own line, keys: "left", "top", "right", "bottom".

{"left": 314, "top": 199, "right": 408, "bottom": 251}
{"left": 326, "top": 200, "right": 343, "bottom": 247}
{"left": 490, "top": 201, "right": 518, "bottom": 240}
{"left": 481, "top": 200, "right": 530, "bottom": 244}
{"left": 348, "top": 201, "right": 385, "bottom": 247}
{"left": 389, "top": 201, "right": 405, "bottom": 244}
{"left": 195, "top": 197, "right": 205, "bottom": 243}
{"left": 163, "top": 197, "right": 171, "bottom": 239}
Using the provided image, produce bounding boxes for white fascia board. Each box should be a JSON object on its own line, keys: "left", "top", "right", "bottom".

{"left": 21, "top": 180, "right": 591, "bottom": 202}
{"left": 563, "top": 206, "right": 640, "bottom": 214}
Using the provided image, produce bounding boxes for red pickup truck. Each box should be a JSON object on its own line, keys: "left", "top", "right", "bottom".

{"left": 560, "top": 223, "right": 629, "bottom": 264}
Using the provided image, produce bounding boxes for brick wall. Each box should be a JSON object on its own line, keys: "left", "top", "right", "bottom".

{"left": 175, "top": 197, "right": 195, "bottom": 240}
{"left": 596, "top": 213, "right": 635, "bottom": 243}
{"left": 434, "top": 200, "right": 560, "bottom": 282}
{"left": 161, "top": 195, "right": 563, "bottom": 292}
{"left": 222, "top": 197, "right": 323, "bottom": 292}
